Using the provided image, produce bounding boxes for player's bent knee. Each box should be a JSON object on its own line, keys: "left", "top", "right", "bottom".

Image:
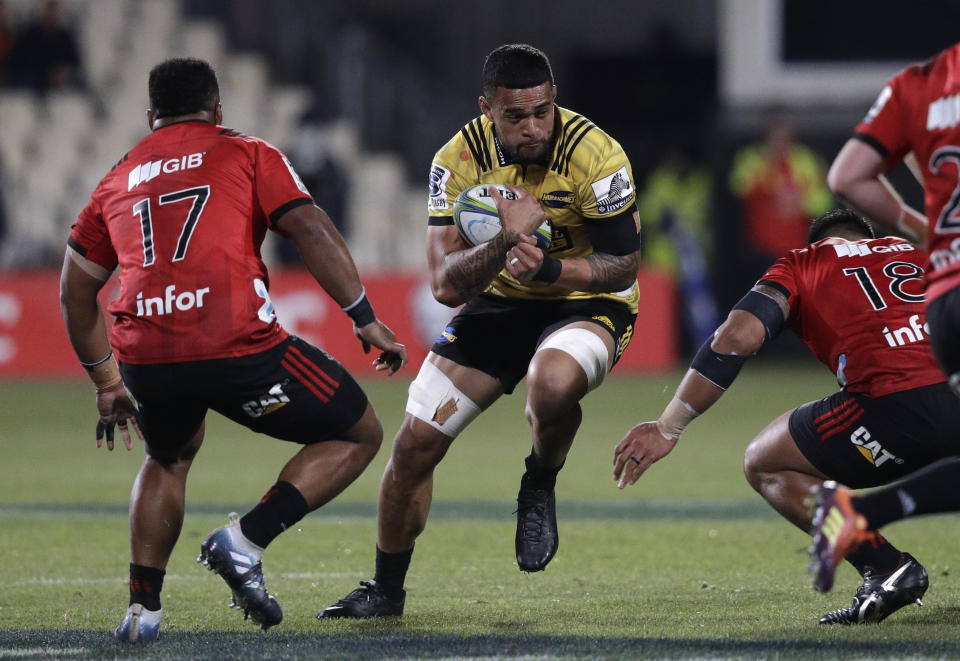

{"left": 535, "top": 328, "right": 610, "bottom": 393}
{"left": 404, "top": 360, "right": 481, "bottom": 439}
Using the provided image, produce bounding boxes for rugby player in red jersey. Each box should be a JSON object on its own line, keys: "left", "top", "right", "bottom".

{"left": 59, "top": 58, "right": 407, "bottom": 643}
{"left": 613, "top": 209, "right": 960, "bottom": 624}
{"left": 805, "top": 41, "right": 960, "bottom": 610}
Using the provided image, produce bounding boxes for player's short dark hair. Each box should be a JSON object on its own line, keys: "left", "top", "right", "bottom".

{"left": 481, "top": 44, "right": 554, "bottom": 97}
{"left": 807, "top": 208, "right": 877, "bottom": 244}
{"left": 148, "top": 58, "right": 219, "bottom": 119}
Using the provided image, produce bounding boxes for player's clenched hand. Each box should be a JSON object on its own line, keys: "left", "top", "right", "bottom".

{"left": 95, "top": 382, "right": 143, "bottom": 451}
{"left": 613, "top": 421, "right": 678, "bottom": 489}
{"left": 489, "top": 184, "right": 548, "bottom": 239}
{"left": 505, "top": 235, "right": 542, "bottom": 280}
{"left": 354, "top": 320, "right": 408, "bottom": 375}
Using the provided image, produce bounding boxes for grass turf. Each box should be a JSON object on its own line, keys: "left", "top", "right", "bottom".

{"left": 2, "top": 363, "right": 960, "bottom": 659}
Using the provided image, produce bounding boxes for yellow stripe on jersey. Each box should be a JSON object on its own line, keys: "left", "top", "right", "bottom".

{"left": 428, "top": 106, "right": 639, "bottom": 313}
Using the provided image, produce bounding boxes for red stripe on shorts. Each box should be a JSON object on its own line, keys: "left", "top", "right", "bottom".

{"left": 813, "top": 398, "right": 856, "bottom": 425}
{"left": 816, "top": 401, "right": 863, "bottom": 434}
{"left": 288, "top": 346, "right": 340, "bottom": 389}
{"left": 284, "top": 351, "right": 336, "bottom": 396}
{"left": 281, "top": 358, "right": 330, "bottom": 403}
{"left": 820, "top": 407, "right": 864, "bottom": 440}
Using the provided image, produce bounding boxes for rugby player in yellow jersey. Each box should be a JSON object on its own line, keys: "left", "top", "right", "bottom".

{"left": 319, "top": 43, "right": 641, "bottom": 618}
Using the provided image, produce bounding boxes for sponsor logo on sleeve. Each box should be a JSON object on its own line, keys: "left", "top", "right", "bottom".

{"left": 863, "top": 85, "right": 892, "bottom": 124}
{"left": 428, "top": 163, "right": 451, "bottom": 210}
{"left": 590, "top": 166, "right": 633, "bottom": 215}
{"left": 927, "top": 92, "right": 960, "bottom": 130}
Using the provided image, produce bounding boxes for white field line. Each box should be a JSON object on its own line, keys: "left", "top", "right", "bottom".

{"left": 0, "top": 648, "right": 86, "bottom": 657}
{"left": 8, "top": 571, "right": 361, "bottom": 587}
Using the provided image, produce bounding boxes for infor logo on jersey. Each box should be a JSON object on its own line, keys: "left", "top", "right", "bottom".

{"left": 128, "top": 153, "right": 204, "bottom": 191}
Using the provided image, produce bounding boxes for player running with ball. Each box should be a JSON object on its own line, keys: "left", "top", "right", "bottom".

{"left": 320, "top": 43, "right": 641, "bottom": 618}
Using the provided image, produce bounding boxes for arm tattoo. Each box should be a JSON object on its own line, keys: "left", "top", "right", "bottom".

{"left": 445, "top": 232, "right": 512, "bottom": 300}
{"left": 583, "top": 251, "right": 639, "bottom": 292}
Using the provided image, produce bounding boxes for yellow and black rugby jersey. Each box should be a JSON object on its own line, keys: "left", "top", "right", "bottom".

{"left": 427, "top": 105, "right": 639, "bottom": 313}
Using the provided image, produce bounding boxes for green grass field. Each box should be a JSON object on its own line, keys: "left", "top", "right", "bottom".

{"left": 2, "top": 362, "right": 960, "bottom": 659}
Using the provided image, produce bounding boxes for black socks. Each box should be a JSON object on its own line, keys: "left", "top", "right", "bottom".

{"left": 128, "top": 563, "right": 164, "bottom": 611}
{"left": 374, "top": 546, "right": 413, "bottom": 600}
{"left": 240, "top": 481, "right": 309, "bottom": 549}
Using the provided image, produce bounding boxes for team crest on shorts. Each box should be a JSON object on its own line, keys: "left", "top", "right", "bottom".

{"left": 436, "top": 326, "right": 457, "bottom": 345}
{"left": 591, "top": 315, "right": 615, "bottom": 332}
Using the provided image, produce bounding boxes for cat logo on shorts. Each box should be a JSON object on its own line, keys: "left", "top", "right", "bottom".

{"left": 850, "top": 426, "right": 903, "bottom": 467}
{"left": 242, "top": 383, "right": 290, "bottom": 418}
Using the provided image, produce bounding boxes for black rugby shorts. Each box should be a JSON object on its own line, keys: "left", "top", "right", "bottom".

{"left": 926, "top": 285, "right": 960, "bottom": 377}
{"left": 120, "top": 335, "right": 368, "bottom": 454}
{"left": 788, "top": 383, "right": 960, "bottom": 488}
{"left": 429, "top": 293, "right": 636, "bottom": 394}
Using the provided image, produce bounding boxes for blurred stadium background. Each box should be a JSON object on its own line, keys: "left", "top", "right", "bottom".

{"left": 4, "top": 2, "right": 960, "bottom": 657}
{"left": 0, "top": 0, "right": 958, "bottom": 379}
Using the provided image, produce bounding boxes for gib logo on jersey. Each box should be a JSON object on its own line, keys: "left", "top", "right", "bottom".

{"left": 833, "top": 242, "right": 914, "bottom": 257}
{"left": 591, "top": 167, "right": 633, "bottom": 214}
{"left": 128, "top": 153, "right": 204, "bottom": 191}
{"left": 849, "top": 426, "right": 903, "bottom": 467}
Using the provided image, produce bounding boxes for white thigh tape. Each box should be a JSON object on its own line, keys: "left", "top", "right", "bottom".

{"left": 537, "top": 327, "right": 610, "bottom": 392}
{"left": 405, "top": 360, "right": 482, "bottom": 438}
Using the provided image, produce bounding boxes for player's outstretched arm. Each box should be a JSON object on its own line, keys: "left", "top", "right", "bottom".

{"left": 59, "top": 249, "right": 142, "bottom": 450}
{"left": 276, "top": 203, "right": 407, "bottom": 373}
{"left": 613, "top": 287, "right": 786, "bottom": 488}
{"left": 828, "top": 138, "right": 927, "bottom": 244}
{"left": 428, "top": 184, "right": 547, "bottom": 306}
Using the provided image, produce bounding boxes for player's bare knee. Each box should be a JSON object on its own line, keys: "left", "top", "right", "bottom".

{"left": 389, "top": 419, "right": 451, "bottom": 480}
{"left": 742, "top": 442, "right": 777, "bottom": 494}
{"left": 526, "top": 359, "right": 583, "bottom": 414}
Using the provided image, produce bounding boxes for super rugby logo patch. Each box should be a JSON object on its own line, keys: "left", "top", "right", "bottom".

{"left": 428, "top": 164, "right": 452, "bottom": 210}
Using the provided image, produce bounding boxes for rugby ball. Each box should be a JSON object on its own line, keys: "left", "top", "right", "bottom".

{"left": 452, "top": 184, "right": 551, "bottom": 248}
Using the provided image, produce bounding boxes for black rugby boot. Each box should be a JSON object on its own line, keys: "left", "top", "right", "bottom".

{"left": 820, "top": 553, "right": 928, "bottom": 624}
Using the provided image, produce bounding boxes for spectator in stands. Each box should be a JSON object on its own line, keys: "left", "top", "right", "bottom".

{"left": 7, "top": 0, "right": 83, "bottom": 92}
{"left": 729, "top": 115, "right": 832, "bottom": 262}
{"left": 638, "top": 145, "right": 717, "bottom": 353}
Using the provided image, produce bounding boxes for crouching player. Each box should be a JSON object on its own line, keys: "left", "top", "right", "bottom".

{"left": 614, "top": 209, "right": 960, "bottom": 624}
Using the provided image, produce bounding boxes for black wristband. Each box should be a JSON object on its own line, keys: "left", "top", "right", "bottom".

{"left": 533, "top": 257, "right": 562, "bottom": 284}
{"left": 345, "top": 295, "right": 376, "bottom": 327}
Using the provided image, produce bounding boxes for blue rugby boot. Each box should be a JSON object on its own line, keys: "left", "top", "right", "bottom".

{"left": 198, "top": 512, "right": 283, "bottom": 630}
{"left": 114, "top": 603, "right": 161, "bottom": 644}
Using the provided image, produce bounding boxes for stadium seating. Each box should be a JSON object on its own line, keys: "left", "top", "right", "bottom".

{"left": 0, "top": 0, "right": 427, "bottom": 271}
